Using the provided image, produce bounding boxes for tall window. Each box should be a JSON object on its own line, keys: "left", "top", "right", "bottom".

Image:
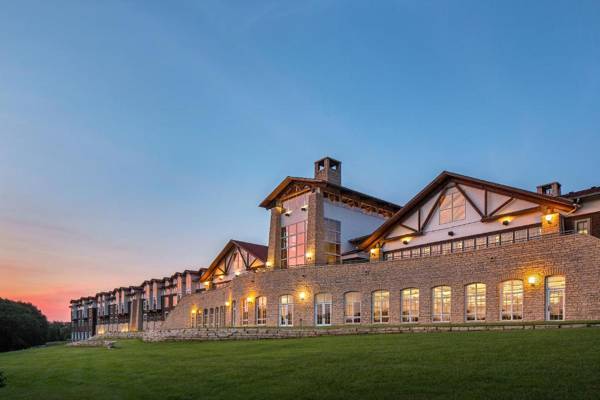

{"left": 575, "top": 219, "right": 590, "bottom": 235}
{"left": 432, "top": 286, "right": 451, "bottom": 322}
{"left": 215, "top": 307, "right": 220, "bottom": 328}
{"left": 315, "top": 293, "right": 332, "bottom": 326}
{"left": 546, "top": 276, "right": 565, "bottom": 321}
{"left": 325, "top": 218, "right": 341, "bottom": 264}
{"left": 231, "top": 300, "right": 237, "bottom": 326}
{"left": 242, "top": 299, "right": 249, "bottom": 326}
{"left": 465, "top": 283, "right": 486, "bottom": 321}
{"left": 401, "top": 288, "right": 419, "bottom": 322}
{"left": 209, "top": 308, "right": 214, "bottom": 327}
{"left": 203, "top": 308, "right": 208, "bottom": 327}
{"left": 501, "top": 280, "right": 523, "bottom": 320}
{"left": 279, "top": 295, "right": 294, "bottom": 326}
{"left": 256, "top": 296, "right": 267, "bottom": 325}
{"left": 344, "top": 292, "right": 361, "bottom": 324}
{"left": 281, "top": 221, "right": 307, "bottom": 268}
{"left": 372, "top": 290, "right": 390, "bottom": 323}
{"left": 439, "top": 188, "right": 466, "bottom": 224}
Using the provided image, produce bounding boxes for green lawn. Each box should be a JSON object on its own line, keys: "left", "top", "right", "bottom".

{"left": 1, "top": 329, "right": 600, "bottom": 399}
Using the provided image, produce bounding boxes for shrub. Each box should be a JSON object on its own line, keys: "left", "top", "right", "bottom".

{"left": 0, "top": 370, "right": 6, "bottom": 388}
{"left": 0, "top": 298, "right": 48, "bottom": 352}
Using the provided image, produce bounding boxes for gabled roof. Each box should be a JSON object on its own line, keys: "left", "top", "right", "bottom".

{"left": 200, "top": 240, "right": 268, "bottom": 281}
{"left": 258, "top": 176, "right": 401, "bottom": 211}
{"left": 357, "top": 171, "right": 575, "bottom": 250}
{"left": 564, "top": 186, "right": 600, "bottom": 199}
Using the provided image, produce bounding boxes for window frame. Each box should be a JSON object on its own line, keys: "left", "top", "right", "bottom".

{"left": 432, "top": 286, "right": 452, "bottom": 322}
{"left": 279, "top": 295, "right": 294, "bottom": 327}
{"left": 400, "top": 288, "right": 419, "bottom": 323}
{"left": 439, "top": 189, "right": 466, "bottom": 225}
{"left": 344, "top": 292, "right": 361, "bottom": 324}
{"left": 546, "top": 276, "right": 565, "bottom": 321}
{"left": 465, "top": 283, "right": 486, "bottom": 322}
{"left": 574, "top": 218, "right": 591, "bottom": 235}
{"left": 256, "top": 296, "right": 267, "bottom": 326}
{"left": 315, "top": 293, "right": 332, "bottom": 326}
{"left": 372, "top": 290, "right": 390, "bottom": 324}
{"left": 500, "top": 280, "right": 523, "bottom": 321}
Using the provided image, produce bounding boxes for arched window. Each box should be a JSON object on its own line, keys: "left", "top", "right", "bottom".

{"left": 372, "top": 290, "right": 390, "bottom": 323}
{"left": 546, "top": 276, "right": 565, "bottom": 321}
{"left": 256, "top": 296, "right": 267, "bottom": 325}
{"left": 279, "top": 295, "right": 294, "bottom": 326}
{"left": 432, "top": 286, "right": 451, "bottom": 322}
{"left": 501, "top": 280, "right": 523, "bottom": 320}
{"left": 315, "top": 293, "right": 332, "bottom": 326}
{"left": 465, "top": 283, "right": 486, "bottom": 321}
{"left": 401, "top": 288, "right": 419, "bottom": 322}
{"left": 344, "top": 292, "right": 361, "bottom": 324}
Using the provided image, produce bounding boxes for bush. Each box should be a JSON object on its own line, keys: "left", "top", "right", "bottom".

{"left": 47, "top": 321, "right": 72, "bottom": 342}
{"left": 0, "top": 298, "right": 48, "bottom": 352}
{"left": 0, "top": 370, "right": 6, "bottom": 388}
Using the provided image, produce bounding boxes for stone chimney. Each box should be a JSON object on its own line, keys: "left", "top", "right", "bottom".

{"left": 537, "top": 182, "right": 561, "bottom": 197}
{"left": 314, "top": 157, "right": 341, "bottom": 186}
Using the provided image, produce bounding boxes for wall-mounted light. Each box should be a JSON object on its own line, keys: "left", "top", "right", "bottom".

{"left": 284, "top": 209, "right": 292, "bottom": 216}
{"left": 402, "top": 237, "right": 412, "bottom": 245}
{"left": 301, "top": 205, "right": 308, "bottom": 211}
{"left": 225, "top": 301, "right": 230, "bottom": 307}
{"left": 203, "top": 281, "right": 210, "bottom": 286}
{"left": 234, "top": 271, "right": 241, "bottom": 277}
{"left": 448, "top": 231, "right": 455, "bottom": 237}
{"left": 246, "top": 296, "right": 254, "bottom": 303}
{"left": 501, "top": 218, "right": 511, "bottom": 226}
{"left": 305, "top": 252, "right": 313, "bottom": 261}
{"left": 299, "top": 291, "right": 306, "bottom": 301}
{"left": 370, "top": 248, "right": 377, "bottom": 255}
{"left": 544, "top": 214, "right": 553, "bottom": 224}
{"left": 266, "top": 261, "right": 273, "bottom": 268}
{"left": 219, "top": 275, "right": 224, "bottom": 280}
{"left": 527, "top": 274, "right": 540, "bottom": 287}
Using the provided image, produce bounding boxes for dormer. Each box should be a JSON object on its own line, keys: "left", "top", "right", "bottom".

{"left": 315, "top": 157, "right": 342, "bottom": 186}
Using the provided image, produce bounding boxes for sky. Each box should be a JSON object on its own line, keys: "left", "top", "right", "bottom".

{"left": 1, "top": 1, "right": 599, "bottom": 321}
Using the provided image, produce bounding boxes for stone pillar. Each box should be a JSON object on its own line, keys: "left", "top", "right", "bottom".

{"left": 267, "top": 205, "right": 282, "bottom": 268}
{"left": 541, "top": 212, "right": 561, "bottom": 235}
{"left": 306, "top": 191, "right": 326, "bottom": 266}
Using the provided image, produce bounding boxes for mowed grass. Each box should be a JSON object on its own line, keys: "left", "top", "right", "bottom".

{"left": 1, "top": 329, "right": 600, "bottom": 400}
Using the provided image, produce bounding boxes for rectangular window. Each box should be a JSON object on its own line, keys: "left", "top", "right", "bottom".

{"left": 401, "top": 288, "right": 419, "bottom": 322}
{"left": 209, "top": 308, "right": 214, "bottom": 327}
{"left": 463, "top": 238, "right": 475, "bottom": 251}
{"left": 514, "top": 229, "right": 528, "bottom": 242}
{"left": 501, "top": 231, "right": 514, "bottom": 245}
{"left": 421, "top": 246, "right": 431, "bottom": 257}
{"left": 575, "top": 219, "right": 590, "bottom": 235}
{"left": 501, "top": 280, "right": 523, "bottom": 320}
{"left": 411, "top": 248, "right": 421, "bottom": 258}
{"left": 528, "top": 226, "right": 541, "bottom": 239}
{"left": 242, "top": 299, "right": 249, "bottom": 326}
{"left": 439, "top": 189, "right": 466, "bottom": 224}
{"left": 372, "top": 291, "right": 390, "bottom": 323}
{"left": 315, "top": 293, "right": 332, "bottom": 326}
{"left": 231, "top": 300, "right": 237, "bottom": 326}
{"left": 344, "top": 292, "right": 361, "bottom": 324}
{"left": 546, "top": 276, "right": 565, "bottom": 321}
{"left": 281, "top": 221, "right": 307, "bottom": 268}
{"left": 488, "top": 234, "right": 500, "bottom": 247}
{"left": 256, "top": 296, "right": 267, "bottom": 325}
{"left": 432, "top": 286, "right": 451, "bottom": 322}
{"left": 441, "top": 242, "right": 451, "bottom": 254}
{"left": 476, "top": 236, "right": 487, "bottom": 249}
{"left": 431, "top": 244, "right": 441, "bottom": 256}
{"left": 452, "top": 240, "right": 463, "bottom": 253}
{"left": 465, "top": 283, "right": 486, "bottom": 321}
{"left": 324, "top": 218, "right": 341, "bottom": 264}
{"left": 279, "top": 295, "right": 294, "bottom": 327}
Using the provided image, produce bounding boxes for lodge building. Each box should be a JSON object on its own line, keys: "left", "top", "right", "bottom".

{"left": 70, "top": 158, "right": 600, "bottom": 340}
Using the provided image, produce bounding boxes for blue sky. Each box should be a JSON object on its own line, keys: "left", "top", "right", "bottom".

{"left": 1, "top": 1, "right": 599, "bottom": 319}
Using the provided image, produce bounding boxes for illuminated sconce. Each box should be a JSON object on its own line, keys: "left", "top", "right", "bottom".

{"left": 225, "top": 301, "right": 230, "bottom": 307}
{"left": 284, "top": 209, "right": 292, "bottom": 216}
{"left": 266, "top": 261, "right": 273, "bottom": 268}
{"left": 203, "top": 281, "right": 209, "bottom": 286}
{"left": 501, "top": 218, "right": 511, "bottom": 226}
{"left": 246, "top": 296, "right": 254, "bottom": 303}
{"left": 191, "top": 309, "right": 197, "bottom": 315}
{"left": 527, "top": 274, "right": 540, "bottom": 287}
{"left": 234, "top": 271, "right": 241, "bottom": 277}
{"left": 544, "top": 214, "right": 553, "bottom": 224}
{"left": 370, "top": 248, "right": 377, "bottom": 255}
{"left": 403, "top": 237, "right": 412, "bottom": 245}
{"left": 219, "top": 275, "right": 224, "bottom": 280}
{"left": 301, "top": 205, "right": 308, "bottom": 211}
{"left": 299, "top": 291, "right": 306, "bottom": 301}
{"left": 305, "top": 252, "right": 313, "bottom": 261}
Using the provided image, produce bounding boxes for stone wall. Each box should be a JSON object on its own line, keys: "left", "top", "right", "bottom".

{"left": 145, "top": 322, "right": 600, "bottom": 342}
{"left": 162, "top": 234, "right": 600, "bottom": 330}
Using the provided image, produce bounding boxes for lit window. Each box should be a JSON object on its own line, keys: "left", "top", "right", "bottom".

{"left": 439, "top": 189, "right": 466, "bottom": 224}
{"left": 344, "top": 292, "right": 361, "bottom": 324}
{"left": 372, "top": 290, "right": 390, "bottom": 323}
{"left": 528, "top": 226, "right": 541, "bottom": 239}
{"left": 401, "top": 288, "right": 419, "bottom": 322}
{"left": 546, "top": 276, "right": 565, "bottom": 321}
{"left": 209, "top": 308, "right": 214, "bottom": 327}
{"left": 575, "top": 219, "right": 590, "bottom": 235}
{"left": 315, "top": 293, "right": 332, "bottom": 326}
{"left": 242, "top": 299, "right": 249, "bottom": 326}
{"left": 411, "top": 248, "right": 421, "bottom": 258}
{"left": 515, "top": 229, "right": 528, "bottom": 242}
{"left": 256, "top": 296, "right": 267, "bottom": 325}
{"left": 465, "top": 283, "right": 486, "bottom": 321}
{"left": 325, "top": 218, "right": 341, "bottom": 264}
{"left": 432, "top": 286, "right": 451, "bottom": 322}
{"left": 501, "top": 231, "right": 514, "bottom": 245}
{"left": 281, "top": 221, "right": 307, "bottom": 268}
{"left": 501, "top": 280, "right": 523, "bottom": 320}
{"left": 231, "top": 300, "right": 237, "bottom": 326}
{"left": 279, "top": 295, "right": 294, "bottom": 327}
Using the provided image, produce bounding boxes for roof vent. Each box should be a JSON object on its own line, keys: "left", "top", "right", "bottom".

{"left": 314, "top": 157, "right": 341, "bottom": 186}
{"left": 537, "top": 182, "right": 561, "bottom": 197}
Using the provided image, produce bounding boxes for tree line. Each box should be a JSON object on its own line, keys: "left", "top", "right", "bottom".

{"left": 0, "top": 298, "right": 71, "bottom": 352}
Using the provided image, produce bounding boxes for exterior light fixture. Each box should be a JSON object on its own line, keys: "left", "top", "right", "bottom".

{"left": 203, "top": 281, "right": 209, "bottom": 286}
{"left": 219, "top": 275, "right": 224, "bottom": 280}
{"left": 301, "top": 205, "right": 308, "bottom": 211}
{"left": 370, "top": 248, "right": 377, "bottom": 255}
{"left": 545, "top": 214, "right": 553, "bottom": 224}
{"left": 403, "top": 237, "right": 411, "bottom": 245}
{"left": 305, "top": 252, "right": 313, "bottom": 261}
{"left": 234, "top": 271, "right": 241, "bottom": 277}
{"left": 266, "top": 261, "right": 273, "bottom": 268}
{"left": 246, "top": 296, "right": 253, "bottom": 303}
{"left": 225, "top": 301, "right": 230, "bottom": 307}
{"left": 527, "top": 274, "right": 540, "bottom": 286}
{"left": 502, "top": 218, "right": 511, "bottom": 226}
{"left": 448, "top": 231, "right": 455, "bottom": 237}
{"left": 284, "top": 209, "right": 292, "bottom": 216}
{"left": 299, "top": 291, "right": 306, "bottom": 301}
